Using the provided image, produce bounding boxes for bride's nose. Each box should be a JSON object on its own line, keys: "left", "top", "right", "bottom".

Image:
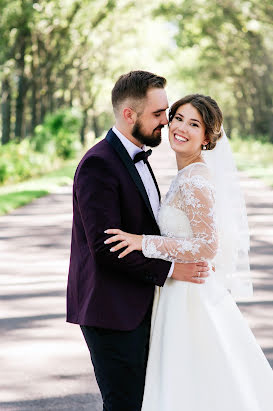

{"left": 177, "top": 122, "right": 188, "bottom": 133}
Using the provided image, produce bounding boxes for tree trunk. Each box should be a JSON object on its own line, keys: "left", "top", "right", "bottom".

{"left": 15, "top": 33, "right": 27, "bottom": 140}
{"left": 93, "top": 115, "right": 100, "bottom": 139}
{"left": 1, "top": 78, "right": 11, "bottom": 144}
{"left": 46, "top": 67, "right": 54, "bottom": 113}
{"left": 80, "top": 109, "right": 88, "bottom": 145}
{"left": 69, "top": 89, "right": 73, "bottom": 107}
{"left": 48, "top": 82, "right": 55, "bottom": 113}
{"left": 31, "top": 61, "right": 37, "bottom": 134}
{"left": 224, "top": 116, "right": 233, "bottom": 138}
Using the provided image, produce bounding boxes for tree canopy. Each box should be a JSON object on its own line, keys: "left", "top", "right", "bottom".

{"left": 155, "top": 0, "right": 273, "bottom": 138}
{"left": 1, "top": 0, "right": 272, "bottom": 145}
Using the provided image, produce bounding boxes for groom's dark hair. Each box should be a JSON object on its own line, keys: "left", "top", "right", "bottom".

{"left": 112, "top": 70, "right": 166, "bottom": 116}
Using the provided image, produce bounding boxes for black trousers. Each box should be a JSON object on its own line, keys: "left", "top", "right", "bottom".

{"left": 81, "top": 304, "right": 152, "bottom": 411}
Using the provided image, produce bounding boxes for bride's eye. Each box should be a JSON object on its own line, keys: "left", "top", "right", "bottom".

{"left": 175, "top": 116, "right": 182, "bottom": 121}
{"left": 191, "top": 123, "right": 199, "bottom": 127}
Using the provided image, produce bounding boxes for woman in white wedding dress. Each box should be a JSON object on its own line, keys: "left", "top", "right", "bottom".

{"left": 106, "top": 94, "right": 273, "bottom": 410}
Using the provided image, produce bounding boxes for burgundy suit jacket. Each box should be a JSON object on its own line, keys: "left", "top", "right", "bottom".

{"left": 66, "top": 129, "right": 171, "bottom": 330}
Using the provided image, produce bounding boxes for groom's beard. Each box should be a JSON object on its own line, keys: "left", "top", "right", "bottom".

{"left": 132, "top": 119, "right": 163, "bottom": 147}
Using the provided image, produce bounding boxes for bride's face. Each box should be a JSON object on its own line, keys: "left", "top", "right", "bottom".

{"left": 169, "top": 103, "right": 208, "bottom": 155}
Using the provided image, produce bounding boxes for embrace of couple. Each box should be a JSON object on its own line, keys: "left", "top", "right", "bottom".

{"left": 66, "top": 70, "right": 273, "bottom": 410}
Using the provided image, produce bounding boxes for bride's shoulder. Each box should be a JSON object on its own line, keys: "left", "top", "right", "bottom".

{"left": 178, "top": 162, "right": 211, "bottom": 179}
{"left": 177, "top": 162, "right": 214, "bottom": 189}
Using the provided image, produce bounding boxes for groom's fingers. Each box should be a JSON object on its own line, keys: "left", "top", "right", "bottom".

{"left": 195, "top": 266, "right": 209, "bottom": 273}
{"left": 196, "top": 261, "right": 208, "bottom": 266}
{"left": 190, "top": 278, "right": 206, "bottom": 284}
{"left": 194, "top": 272, "right": 209, "bottom": 278}
{"left": 196, "top": 261, "right": 209, "bottom": 270}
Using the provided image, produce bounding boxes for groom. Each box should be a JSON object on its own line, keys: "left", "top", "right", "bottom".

{"left": 66, "top": 70, "right": 209, "bottom": 410}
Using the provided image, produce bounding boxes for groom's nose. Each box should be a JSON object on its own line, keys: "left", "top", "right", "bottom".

{"left": 161, "top": 112, "right": 168, "bottom": 125}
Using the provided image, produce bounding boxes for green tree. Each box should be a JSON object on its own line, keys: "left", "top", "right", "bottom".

{"left": 155, "top": 0, "right": 273, "bottom": 139}
{"left": 1, "top": 0, "right": 169, "bottom": 146}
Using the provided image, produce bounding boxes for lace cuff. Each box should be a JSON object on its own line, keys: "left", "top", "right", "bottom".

{"left": 142, "top": 234, "right": 175, "bottom": 263}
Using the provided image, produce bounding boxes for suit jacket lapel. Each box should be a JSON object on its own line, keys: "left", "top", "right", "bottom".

{"left": 146, "top": 161, "right": 161, "bottom": 202}
{"left": 106, "top": 129, "right": 157, "bottom": 221}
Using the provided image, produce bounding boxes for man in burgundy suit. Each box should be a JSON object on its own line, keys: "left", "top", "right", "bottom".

{"left": 66, "top": 71, "right": 209, "bottom": 410}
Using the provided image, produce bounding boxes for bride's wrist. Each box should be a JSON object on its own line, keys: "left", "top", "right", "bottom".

{"left": 141, "top": 234, "right": 146, "bottom": 251}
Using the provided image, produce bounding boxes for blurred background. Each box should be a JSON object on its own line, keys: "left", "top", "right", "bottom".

{"left": 0, "top": 0, "right": 272, "bottom": 209}
{"left": 1, "top": 2, "right": 273, "bottom": 408}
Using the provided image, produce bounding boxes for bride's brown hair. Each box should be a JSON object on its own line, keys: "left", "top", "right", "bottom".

{"left": 169, "top": 94, "right": 223, "bottom": 150}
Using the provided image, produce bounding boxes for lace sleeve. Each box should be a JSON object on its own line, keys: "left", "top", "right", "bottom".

{"left": 142, "top": 170, "right": 218, "bottom": 263}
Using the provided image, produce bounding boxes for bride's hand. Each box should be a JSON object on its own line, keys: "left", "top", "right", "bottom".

{"left": 104, "top": 229, "right": 142, "bottom": 258}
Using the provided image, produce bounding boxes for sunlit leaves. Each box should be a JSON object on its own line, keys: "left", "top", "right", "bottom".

{"left": 156, "top": 0, "right": 273, "bottom": 138}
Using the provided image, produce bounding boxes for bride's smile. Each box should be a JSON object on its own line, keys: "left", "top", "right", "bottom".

{"left": 173, "top": 133, "right": 188, "bottom": 142}
{"left": 169, "top": 103, "right": 208, "bottom": 168}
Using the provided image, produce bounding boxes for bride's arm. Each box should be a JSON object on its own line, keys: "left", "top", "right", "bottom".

{"left": 142, "top": 178, "right": 218, "bottom": 263}
{"left": 105, "top": 176, "right": 218, "bottom": 263}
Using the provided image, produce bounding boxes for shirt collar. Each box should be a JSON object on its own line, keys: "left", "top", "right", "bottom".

{"left": 112, "top": 126, "right": 146, "bottom": 160}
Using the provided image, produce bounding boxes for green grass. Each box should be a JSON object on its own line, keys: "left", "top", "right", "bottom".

{"left": 230, "top": 136, "right": 273, "bottom": 188}
{"left": 0, "top": 190, "right": 49, "bottom": 214}
{"left": 0, "top": 160, "right": 78, "bottom": 215}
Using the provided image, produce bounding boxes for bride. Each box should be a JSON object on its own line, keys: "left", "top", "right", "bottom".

{"left": 105, "top": 94, "right": 273, "bottom": 410}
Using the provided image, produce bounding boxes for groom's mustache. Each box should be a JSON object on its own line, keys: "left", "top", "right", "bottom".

{"left": 154, "top": 125, "right": 164, "bottom": 132}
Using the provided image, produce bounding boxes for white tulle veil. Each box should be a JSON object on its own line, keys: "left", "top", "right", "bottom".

{"left": 202, "top": 128, "right": 253, "bottom": 300}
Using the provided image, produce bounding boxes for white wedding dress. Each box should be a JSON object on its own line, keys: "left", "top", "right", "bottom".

{"left": 141, "top": 162, "right": 273, "bottom": 411}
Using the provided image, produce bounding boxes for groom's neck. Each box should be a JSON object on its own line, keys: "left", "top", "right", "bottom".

{"left": 114, "top": 123, "right": 143, "bottom": 148}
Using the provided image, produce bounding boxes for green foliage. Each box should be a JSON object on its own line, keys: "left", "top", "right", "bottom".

{"left": 0, "top": 0, "right": 172, "bottom": 145}
{"left": 155, "top": 0, "right": 273, "bottom": 141}
{"left": 0, "top": 139, "right": 59, "bottom": 185}
{"left": 0, "top": 159, "right": 78, "bottom": 215}
{"left": 0, "top": 107, "right": 82, "bottom": 185}
{"left": 33, "top": 109, "right": 82, "bottom": 159}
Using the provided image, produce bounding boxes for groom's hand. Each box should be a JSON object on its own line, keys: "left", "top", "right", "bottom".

{"left": 171, "top": 262, "right": 209, "bottom": 284}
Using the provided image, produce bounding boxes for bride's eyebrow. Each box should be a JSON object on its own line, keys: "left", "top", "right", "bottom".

{"left": 176, "top": 112, "right": 201, "bottom": 124}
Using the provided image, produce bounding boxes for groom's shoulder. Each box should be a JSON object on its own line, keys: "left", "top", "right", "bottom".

{"left": 74, "top": 132, "right": 117, "bottom": 179}
{"left": 82, "top": 138, "right": 110, "bottom": 160}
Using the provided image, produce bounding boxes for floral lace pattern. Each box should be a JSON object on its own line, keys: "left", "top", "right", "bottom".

{"left": 142, "top": 163, "right": 218, "bottom": 263}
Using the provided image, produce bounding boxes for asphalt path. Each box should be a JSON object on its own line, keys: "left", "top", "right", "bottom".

{"left": 0, "top": 136, "right": 272, "bottom": 410}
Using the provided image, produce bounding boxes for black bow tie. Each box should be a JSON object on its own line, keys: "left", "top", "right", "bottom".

{"left": 133, "top": 149, "right": 152, "bottom": 164}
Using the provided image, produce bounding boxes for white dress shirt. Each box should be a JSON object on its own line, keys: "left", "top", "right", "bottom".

{"left": 112, "top": 126, "right": 174, "bottom": 278}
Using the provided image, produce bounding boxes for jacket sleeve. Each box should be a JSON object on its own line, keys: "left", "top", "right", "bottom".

{"left": 75, "top": 155, "right": 171, "bottom": 286}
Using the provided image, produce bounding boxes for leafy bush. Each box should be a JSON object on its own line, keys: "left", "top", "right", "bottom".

{"left": 0, "top": 139, "right": 59, "bottom": 185}
{"left": 0, "top": 108, "right": 83, "bottom": 185}
{"left": 33, "top": 108, "right": 82, "bottom": 159}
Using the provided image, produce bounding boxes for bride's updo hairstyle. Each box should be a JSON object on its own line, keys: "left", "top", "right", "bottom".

{"left": 169, "top": 94, "right": 223, "bottom": 150}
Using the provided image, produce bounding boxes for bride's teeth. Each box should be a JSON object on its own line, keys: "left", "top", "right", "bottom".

{"left": 175, "top": 134, "right": 187, "bottom": 142}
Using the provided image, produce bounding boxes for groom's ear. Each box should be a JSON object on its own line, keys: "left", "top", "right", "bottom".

{"left": 123, "top": 107, "right": 137, "bottom": 125}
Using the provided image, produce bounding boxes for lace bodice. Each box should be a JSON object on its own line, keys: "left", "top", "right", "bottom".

{"left": 142, "top": 163, "right": 218, "bottom": 263}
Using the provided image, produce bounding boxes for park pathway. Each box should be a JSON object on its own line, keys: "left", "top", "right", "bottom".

{"left": 0, "top": 136, "right": 273, "bottom": 410}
